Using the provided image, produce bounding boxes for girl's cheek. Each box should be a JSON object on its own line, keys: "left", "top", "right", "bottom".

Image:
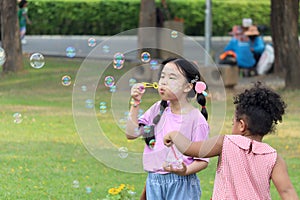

{"left": 168, "top": 81, "right": 182, "bottom": 93}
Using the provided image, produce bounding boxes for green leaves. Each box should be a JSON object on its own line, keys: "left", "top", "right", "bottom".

{"left": 27, "top": 0, "right": 274, "bottom": 36}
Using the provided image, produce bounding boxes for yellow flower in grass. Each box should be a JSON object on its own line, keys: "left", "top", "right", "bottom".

{"left": 127, "top": 184, "right": 135, "bottom": 191}
{"left": 108, "top": 187, "right": 120, "bottom": 195}
{"left": 119, "top": 184, "right": 125, "bottom": 190}
{"left": 106, "top": 184, "right": 136, "bottom": 199}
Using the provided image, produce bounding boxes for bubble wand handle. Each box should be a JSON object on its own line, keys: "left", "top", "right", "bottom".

{"left": 171, "top": 145, "right": 179, "bottom": 160}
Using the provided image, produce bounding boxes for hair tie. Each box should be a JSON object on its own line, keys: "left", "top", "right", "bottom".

{"left": 202, "top": 106, "right": 206, "bottom": 109}
{"left": 190, "top": 75, "right": 199, "bottom": 84}
{"left": 195, "top": 81, "right": 207, "bottom": 96}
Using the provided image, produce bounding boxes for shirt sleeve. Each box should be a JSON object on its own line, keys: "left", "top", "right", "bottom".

{"left": 224, "top": 38, "right": 237, "bottom": 52}
{"left": 253, "top": 37, "right": 265, "bottom": 54}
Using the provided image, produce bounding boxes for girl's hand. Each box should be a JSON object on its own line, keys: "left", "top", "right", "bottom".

{"left": 164, "top": 132, "right": 175, "bottom": 147}
{"left": 131, "top": 83, "right": 145, "bottom": 101}
{"left": 163, "top": 162, "right": 187, "bottom": 176}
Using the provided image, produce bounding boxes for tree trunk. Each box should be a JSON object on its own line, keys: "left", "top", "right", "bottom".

{"left": 135, "top": 0, "right": 158, "bottom": 82}
{"left": 138, "top": 0, "right": 158, "bottom": 58}
{"left": 1, "top": 0, "right": 23, "bottom": 74}
{"left": 271, "top": 0, "right": 300, "bottom": 89}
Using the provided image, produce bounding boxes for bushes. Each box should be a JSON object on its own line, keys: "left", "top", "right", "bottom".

{"left": 26, "top": 0, "right": 278, "bottom": 36}
{"left": 28, "top": 1, "right": 140, "bottom": 35}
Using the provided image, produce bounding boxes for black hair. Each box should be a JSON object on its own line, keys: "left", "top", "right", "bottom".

{"left": 233, "top": 82, "right": 286, "bottom": 136}
{"left": 141, "top": 57, "right": 208, "bottom": 149}
{"left": 19, "top": 0, "right": 28, "bottom": 8}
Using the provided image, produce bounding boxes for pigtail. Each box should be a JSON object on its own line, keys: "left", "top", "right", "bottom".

{"left": 142, "top": 125, "right": 156, "bottom": 149}
{"left": 197, "top": 93, "right": 208, "bottom": 120}
{"left": 142, "top": 100, "right": 168, "bottom": 149}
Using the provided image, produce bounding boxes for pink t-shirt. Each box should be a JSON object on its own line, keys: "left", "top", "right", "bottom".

{"left": 212, "top": 135, "right": 277, "bottom": 200}
{"left": 139, "top": 101, "right": 209, "bottom": 174}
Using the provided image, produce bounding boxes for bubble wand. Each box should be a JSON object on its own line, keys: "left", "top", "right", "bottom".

{"left": 171, "top": 145, "right": 179, "bottom": 160}
{"left": 138, "top": 82, "right": 158, "bottom": 93}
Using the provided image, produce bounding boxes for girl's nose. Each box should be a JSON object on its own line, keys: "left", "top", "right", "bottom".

{"left": 158, "top": 79, "right": 166, "bottom": 86}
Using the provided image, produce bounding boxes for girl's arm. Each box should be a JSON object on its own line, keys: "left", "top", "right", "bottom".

{"left": 164, "top": 160, "right": 208, "bottom": 176}
{"left": 125, "top": 83, "right": 144, "bottom": 139}
{"left": 125, "top": 103, "right": 141, "bottom": 139}
{"left": 185, "top": 160, "right": 208, "bottom": 175}
{"left": 164, "top": 131, "right": 224, "bottom": 158}
{"left": 271, "top": 155, "right": 299, "bottom": 200}
{"left": 25, "top": 14, "right": 32, "bottom": 25}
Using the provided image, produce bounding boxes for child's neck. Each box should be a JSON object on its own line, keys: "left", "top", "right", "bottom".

{"left": 169, "top": 99, "right": 192, "bottom": 114}
{"left": 242, "top": 132, "right": 263, "bottom": 142}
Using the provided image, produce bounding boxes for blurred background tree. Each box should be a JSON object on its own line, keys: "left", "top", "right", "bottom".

{"left": 271, "top": 0, "right": 300, "bottom": 89}
{"left": 0, "top": 0, "right": 23, "bottom": 74}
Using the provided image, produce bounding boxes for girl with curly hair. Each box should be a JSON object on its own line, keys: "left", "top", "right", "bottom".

{"left": 164, "top": 82, "right": 299, "bottom": 200}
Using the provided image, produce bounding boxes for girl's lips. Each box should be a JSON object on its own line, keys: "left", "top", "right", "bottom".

{"left": 159, "top": 88, "right": 165, "bottom": 94}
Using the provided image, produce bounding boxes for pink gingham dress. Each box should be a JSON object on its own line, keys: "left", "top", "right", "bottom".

{"left": 212, "top": 135, "right": 277, "bottom": 200}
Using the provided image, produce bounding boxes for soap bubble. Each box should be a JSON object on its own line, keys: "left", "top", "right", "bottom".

{"left": 104, "top": 76, "right": 115, "bottom": 87}
{"left": 129, "top": 78, "right": 137, "bottom": 87}
{"left": 150, "top": 59, "right": 160, "bottom": 70}
{"left": 66, "top": 46, "right": 76, "bottom": 58}
{"left": 85, "top": 99, "right": 94, "bottom": 109}
{"left": 141, "top": 52, "right": 151, "bottom": 63}
{"left": 113, "top": 52, "right": 125, "bottom": 69}
{"left": 109, "top": 85, "right": 117, "bottom": 93}
{"left": 144, "top": 125, "right": 151, "bottom": 133}
{"left": 61, "top": 75, "right": 72, "bottom": 86}
{"left": 118, "top": 118, "right": 127, "bottom": 129}
{"left": 72, "top": 180, "right": 79, "bottom": 188}
{"left": 30, "top": 53, "right": 45, "bottom": 69}
{"left": 0, "top": 47, "right": 6, "bottom": 66}
{"left": 85, "top": 186, "right": 92, "bottom": 194}
{"left": 118, "top": 147, "right": 128, "bottom": 159}
{"left": 81, "top": 85, "right": 87, "bottom": 92}
{"left": 88, "top": 38, "right": 96, "bottom": 47}
{"left": 113, "top": 61, "right": 123, "bottom": 70}
{"left": 102, "top": 45, "right": 110, "bottom": 53}
{"left": 99, "top": 102, "right": 107, "bottom": 114}
{"left": 171, "top": 30, "right": 178, "bottom": 38}
{"left": 114, "top": 52, "right": 125, "bottom": 63}
{"left": 13, "top": 112, "right": 23, "bottom": 124}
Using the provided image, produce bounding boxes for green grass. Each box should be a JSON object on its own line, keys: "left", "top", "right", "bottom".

{"left": 0, "top": 56, "right": 299, "bottom": 199}
{"left": 34, "top": 0, "right": 271, "bottom": 4}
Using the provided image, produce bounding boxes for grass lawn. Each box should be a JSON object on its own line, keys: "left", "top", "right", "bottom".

{"left": 0, "top": 56, "right": 299, "bottom": 199}
{"left": 36, "top": 0, "right": 270, "bottom": 3}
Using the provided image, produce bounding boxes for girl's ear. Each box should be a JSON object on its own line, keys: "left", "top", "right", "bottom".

{"left": 183, "top": 83, "right": 193, "bottom": 93}
{"left": 239, "top": 119, "right": 247, "bottom": 132}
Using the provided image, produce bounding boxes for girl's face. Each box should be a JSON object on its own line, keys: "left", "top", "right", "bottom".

{"left": 158, "top": 62, "right": 190, "bottom": 101}
{"left": 232, "top": 115, "right": 241, "bottom": 135}
{"left": 232, "top": 113, "right": 247, "bottom": 135}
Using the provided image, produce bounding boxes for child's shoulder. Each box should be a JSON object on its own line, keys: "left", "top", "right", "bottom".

{"left": 148, "top": 100, "right": 165, "bottom": 112}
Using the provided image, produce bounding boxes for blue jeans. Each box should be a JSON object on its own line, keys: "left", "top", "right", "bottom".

{"left": 146, "top": 172, "right": 201, "bottom": 200}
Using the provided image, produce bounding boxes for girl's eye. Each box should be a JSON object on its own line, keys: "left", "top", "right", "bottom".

{"left": 169, "top": 77, "right": 176, "bottom": 80}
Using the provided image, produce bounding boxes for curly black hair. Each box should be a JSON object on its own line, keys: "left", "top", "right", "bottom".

{"left": 233, "top": 82, "right": 287, "bottom": 136}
